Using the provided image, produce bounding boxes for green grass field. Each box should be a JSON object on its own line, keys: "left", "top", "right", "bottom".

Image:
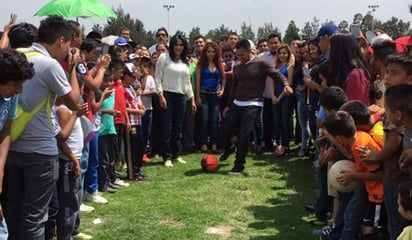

{"left": 80, "top": 150, "right": 319, "bottom": 240}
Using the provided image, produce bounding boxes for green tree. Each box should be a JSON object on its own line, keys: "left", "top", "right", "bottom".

{"left": 380, "top": 17, "right": 410, "bottom": 39}
{"left": 283, "top": 20, "right": 300, "bottom": 44}
{"left": 205, "top": 24, "right": 232, "bottom": 42}
{"left": 257, "top": 23, "right": 280, "bottom": 41}
{"left": 102, "top": 6, "right": 155, "bottom": 47}
{"left": 338, "top": 20, "right": 349, "bottom": 33}
{"left": 91, "top": 24, "right": 103, "bottom": 35}
{"left": 310, "top": 17, "right": 320, "bottom": 36}
{"left": 301, "top": 22, "right": 313, "bottom": 40}
{"left": 188, "top": 26, "right": 201, "bottom": 43}
{"left": 240, "top": 22, "right": 255, "bottom": 42}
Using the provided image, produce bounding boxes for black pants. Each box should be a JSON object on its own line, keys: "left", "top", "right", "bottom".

{"left": 220, "top": 104, "right": 261, "bottom": 170}
{"left": 98, "top": 134, "right": 116, "bottom": 191}
{"left": 130, "top": 125, "right": 144, "bottom": 174}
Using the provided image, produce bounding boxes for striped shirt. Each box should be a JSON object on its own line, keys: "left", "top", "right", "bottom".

{"left": 124, "top": 85, "right": 142, "bottom": 126}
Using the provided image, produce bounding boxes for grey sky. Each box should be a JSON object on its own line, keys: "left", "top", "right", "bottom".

{"left": 2, "top": 0, "right": 412, "bottom": 39}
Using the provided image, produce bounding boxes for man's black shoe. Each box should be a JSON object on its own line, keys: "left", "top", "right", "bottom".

{"left": 219, "top": 145, "right": 236, "bottom": 161}
{"left": 228, "top": 167, "right": 244, "bottom": 175}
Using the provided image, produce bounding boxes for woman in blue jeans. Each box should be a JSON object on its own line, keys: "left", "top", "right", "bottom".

{"left": 273, "top": 44, "right": 294, "bottom": 156}
{"left": 293, "top": 42, "right": 311, "bottom": 156}
{"left": 155, "top": 33, "right": 196, "bottom": 167}
{"left": 195, "top": 41, "right": 225, "bottom": 153}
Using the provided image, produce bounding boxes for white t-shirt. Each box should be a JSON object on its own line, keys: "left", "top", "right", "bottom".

{"left": 142, "top": 75, "right": 156, "bottom": 110}
{"left": 54, "top": 105, "right": 84, "bottom": 160}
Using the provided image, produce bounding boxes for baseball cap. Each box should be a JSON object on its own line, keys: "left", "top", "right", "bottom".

{"left": 114, "top": 37, "right": 129, "bottom": 46}
{"left": 314, "top": 23, "right": 339, "bottom": 42}
{"left": 124, "top": 62, "right": 135, "bottom": 75}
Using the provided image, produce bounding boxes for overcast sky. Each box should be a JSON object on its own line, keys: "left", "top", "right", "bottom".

{"left": 2, "top": 0, "right": 412, "bottom": 39}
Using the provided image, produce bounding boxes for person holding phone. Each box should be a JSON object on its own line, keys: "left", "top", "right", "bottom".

{"left": 0, "top": 14, "right": 17, "bottom": 48}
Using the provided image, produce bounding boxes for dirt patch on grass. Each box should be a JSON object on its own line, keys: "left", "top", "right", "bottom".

{"left": 158, "top": 218, "right": 185, "bottom": 229}
{"left": 205, "top": 224, "right": 234, "bottom": 238}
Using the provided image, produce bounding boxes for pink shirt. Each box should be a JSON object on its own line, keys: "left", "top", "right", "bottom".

{"left": 343, "top": 68, "right": 370, "bottom": 106}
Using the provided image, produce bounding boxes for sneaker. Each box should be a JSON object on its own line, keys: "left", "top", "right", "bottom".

{"left": 174, "top": 157, "right": 186, "bottom": 164}
{"left": 113, "top": 178, "right": 130, "bottom": 187}
{"left": 219, "top": 145, "right": 236, "bottom": 161}
{"left": 134, "top": 172, "right": 147, "bottom": 182}
{"left": 104, "top": 186, "right": 117, "bottom": 193}
{"left": 228, "top": 167, "right": 244, "bottom": 175}
{"left": 319, "top": 228, "right": 332, "bottom": 240}
{"left": 142, "top": 154, "right": 151, "bottom": 163}
{"left": 164, "top": 160, "right": 173, "bottom": 167}
{"left": 80, "top": 204, "right": 95, "bottom": 213}
{"left": 108, "top": 182, "right": 121, "bottom": 189}
{"left": 305, "top": 204, "right": 316, "bottom": 213}
{"left": 84, "top": 191, "right": 108, "bottom": 204}
{"left": 73, "top": 232, "right": 93, "bottom": 240}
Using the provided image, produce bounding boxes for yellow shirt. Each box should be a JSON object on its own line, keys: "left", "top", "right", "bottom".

{"left": 397, "top": 226, "right": 412, "bottom": 240}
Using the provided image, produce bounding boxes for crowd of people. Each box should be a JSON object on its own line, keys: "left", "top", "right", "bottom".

{"left": 1, "top": 13, "right": 412, "bottom": 240}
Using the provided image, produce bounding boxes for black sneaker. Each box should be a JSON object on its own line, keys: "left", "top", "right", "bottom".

{"left": 134, "top": 172, "right": 147, "bottom": 182}
{"left": 219, "top": 145, "right": 236, "bottom": 161}
{"left": 104, "top": 186, "right": 117, "bottom": 193}
{"left": 108, "top": 182, "right": 121, "bottom": 189}
{"left": 228, "top": 167, "right": 244, "bottom": 175}
{"left": 305, "top": 204, "right": 316, "bottom": 213}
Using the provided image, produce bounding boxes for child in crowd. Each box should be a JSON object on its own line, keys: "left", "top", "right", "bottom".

{"left": 0, "top": 48, "right": 34, "bottom": 239}
{"left": 338, "top": 101, "right": 385, "bottom": 239}
{"left": 139, "top": 57, "right": 156, "bottom": 162}
{"left": 360, "top": 54, "right": 412, "bottom": 240}
{"left": 53, "top": 99, "right": 88, "bottom": 239}
{"left": 123, "top": 63, "right": 147, "bottom": 181}
{"left": 312, "top": 87, "right": 350, "bottom": 240}
{"left": 98, "top": 70, "right": 120, "bottom": 193}
{"left": 384, "top": 85, "right": 412, "bottom": 176}
{"left": 322, "top": 111, "right": 383, "bottom": 240}
{"left": 111, "top": 59, "right": 130, "bottom": 183}
{"left": 397, "top": 181, "right": 412, "bottom": 240}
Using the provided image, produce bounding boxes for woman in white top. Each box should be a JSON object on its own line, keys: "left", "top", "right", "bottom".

{"left": 155, "top": 33, "right": 196, "bottom": 167}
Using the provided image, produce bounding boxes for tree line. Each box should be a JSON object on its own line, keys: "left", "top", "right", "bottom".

{"left": 92, "top": 6, "right": 411, "bottom": 47}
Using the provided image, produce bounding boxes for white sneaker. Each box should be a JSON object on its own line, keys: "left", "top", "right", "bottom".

{"left": 175, "top": 157, "right": 186, "bottom": 164}
{"left": 164, "top": 160, "right": 173, "bottom": 167}
{"left": 84, "top": 191, "right": 108, "bottom": 204}
{"left": 113, "top": 178, "right": 130, "bottom": 187}
{"left": 80, "top": 204, "right": 95, "bottom": 213}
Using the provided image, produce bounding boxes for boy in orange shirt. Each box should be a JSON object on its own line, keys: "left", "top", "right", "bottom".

{"left": 322, "top": 111, "right": 383, "bottom": 240}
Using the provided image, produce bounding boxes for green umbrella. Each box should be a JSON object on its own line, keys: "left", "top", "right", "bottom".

{"left": 36, "top": 0, "right": 117, "bottom": 19}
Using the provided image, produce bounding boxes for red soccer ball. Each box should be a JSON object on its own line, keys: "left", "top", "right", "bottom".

{"left": 201, "top": 154, "right": 219, "bottom": 173}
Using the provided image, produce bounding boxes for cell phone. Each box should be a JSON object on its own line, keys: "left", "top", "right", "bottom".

{"left": 350, "top": 25, "right": 361, "bottom": 39}
{"left": 101, "top": 44, "right": 109, "bottom": 55}
{"left": 302, "top": 67, "right": 311, "bottom": 77}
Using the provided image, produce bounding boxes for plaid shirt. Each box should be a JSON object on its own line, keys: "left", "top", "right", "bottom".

{"left": 124, "top": 85, "right": 142, "bottom": 126}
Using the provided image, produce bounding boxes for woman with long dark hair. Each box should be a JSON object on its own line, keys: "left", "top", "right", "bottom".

{"left": 328, "top": 33, "right": 371, "bottom": 105}
{"left": 155, "top": 33, "right": 196, "bottom": 167}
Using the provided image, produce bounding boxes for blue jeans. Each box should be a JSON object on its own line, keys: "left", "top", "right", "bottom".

{"left": 161, "top": 91, "right": 187, "bottom": 160}
{"left": 272, "top": 94, "right": 292, "bottom": 147}
{"left": 340, "top": 185, "right": 368, "bottom": 240}
{"left": 327, "top": 191, "right": 353, "bottom": 240}
{"left": 315, "top": 161, "right": 332, "bottom": 221}
{"left": 384, "top": 183, "right": 412, "bottom": 240}
{"left": 295, "top": 89, "right": 311, "bottom": 150}
{"left": 3, "top": 151, "right": 59, "bottom": 240}
{"left": 220, "top": 104, "right": 261, "bottom": 170}
{"left": 199, "top": 93, "right": 220, "bottom": 145}
{"left": 85, "top": 132, "right": 99, "bottom": 194}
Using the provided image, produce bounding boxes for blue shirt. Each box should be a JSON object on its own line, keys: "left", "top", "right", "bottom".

{"left": 275, "top": 64, "right": 288, "bottom": 92}
{"left": 0, "top": 95, "right": 18, "bottom": 131}
{"left": 200, "top": 67, "right": 221, "bottom": 91}
{"left": 99, "top": 92, "right": 116, "bottom": 135}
